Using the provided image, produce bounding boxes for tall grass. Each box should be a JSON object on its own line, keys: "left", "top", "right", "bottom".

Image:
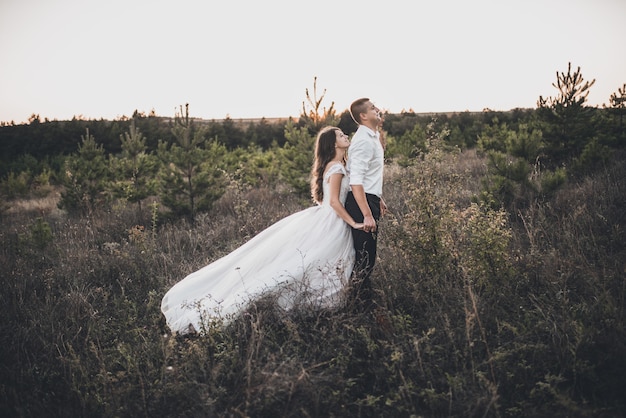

{"left": 1, "top": 149, "right": 624, "bottom": 417}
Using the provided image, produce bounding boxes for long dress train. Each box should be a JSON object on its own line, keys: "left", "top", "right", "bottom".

{"left": 161, "top": 163, "right": 354, "bottom": 333}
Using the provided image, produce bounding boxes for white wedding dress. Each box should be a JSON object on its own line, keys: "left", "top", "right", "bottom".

{"left": 161, "top": 163, "right": 355, "bottom": 333}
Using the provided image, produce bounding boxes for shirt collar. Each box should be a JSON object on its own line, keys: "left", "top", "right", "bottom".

{"left": 359, "top": 124, "right": 379, "bottom": 138}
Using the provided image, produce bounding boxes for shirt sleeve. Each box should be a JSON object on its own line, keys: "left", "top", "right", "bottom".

{"left": 348, "top": 137, "right": 373, "bottom": 186}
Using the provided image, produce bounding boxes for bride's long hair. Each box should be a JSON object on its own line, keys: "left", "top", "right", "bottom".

{"left": 310, "top": 126, "right": 340, "bottom": 204}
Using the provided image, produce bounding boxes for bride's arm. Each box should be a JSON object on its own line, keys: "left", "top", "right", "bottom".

{"left": 328, "top": 173, "right": 364, "bottom": 229}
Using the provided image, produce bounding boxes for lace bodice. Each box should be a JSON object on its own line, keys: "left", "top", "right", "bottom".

{"left": 321, "top": 163, "right": 350, "bottom": 207}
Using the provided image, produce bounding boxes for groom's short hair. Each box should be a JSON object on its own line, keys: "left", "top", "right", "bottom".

{"left": 350, "top": 98, "right": 370, "bottom": 125}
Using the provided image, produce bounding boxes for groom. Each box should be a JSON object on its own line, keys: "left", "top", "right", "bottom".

{"left": 345, "top": 97, "right": 387, "bottom": 304}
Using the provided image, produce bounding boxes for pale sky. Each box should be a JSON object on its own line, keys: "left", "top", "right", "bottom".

{"left": 1, "top": 0, "right": 625, "bottom": 124}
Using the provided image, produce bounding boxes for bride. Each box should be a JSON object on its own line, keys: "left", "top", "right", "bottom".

{"left": 161, "top": 126, "right": 364, "bottom": 334}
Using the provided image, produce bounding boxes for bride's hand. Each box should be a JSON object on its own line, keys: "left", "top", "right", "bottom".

{"left": 353, "top": 223, "right": 365, "bottom": 230}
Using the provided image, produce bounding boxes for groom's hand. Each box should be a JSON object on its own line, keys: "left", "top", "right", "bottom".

{"left": 363, "top": 214, "right": 377, "bottom": 233}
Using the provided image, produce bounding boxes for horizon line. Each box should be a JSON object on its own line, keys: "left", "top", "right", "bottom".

{"left": 3, "top": 108, "right": 534, "bottom": 126}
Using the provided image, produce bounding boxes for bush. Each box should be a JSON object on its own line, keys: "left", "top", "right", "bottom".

{"left": 1, "top": 171, "right": 30, "bottom": 198}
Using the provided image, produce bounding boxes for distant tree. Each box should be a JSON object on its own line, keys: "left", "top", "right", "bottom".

{"left": 536, "top": 62, "right": 596, "bottom": 164}
{"left": 133, "top": 112, "right": 174, "bottom": 150}
{"left": 28, "top": 114, "right": 41, "bottom": 125}
{"left": 58, "top": 128, "right": 110, "bottom": 215}
{"left": 337, "top": 109, "right": 358, "bottom": 135}
{"left": 505, "top": 124, "right": 543, "bottom": 163}
{"left": 477, "top": 121, "right": 549, "bottom": 211}
{"left": 204, "top": 120, "right": 227, "bottom": 146}
{"left": 157, "top": 104, "right": 227, "bottom": 222}
{"left": 385, "top": 122, "right": 427, "bottom": 166}
{"left": 275, "top": 120, "right": 315, "bottom": 197}
{"left": 447, "top": 110, "right": 497, "bottom": 149}
{"left": 607, "top": 83, "right": 626, "bottom": 141}
{"left": 300, "top": 76, "right": 338, "bottom": 133}
{"left": 609, "top": 83, "right": 626, "bottom": 119}
{"left": 221, "top": 117, "right": 247, "bottom": 148}
{"left": 0, "top": 171, "right": 29, "bottom": 199}
{"left": 245, "top": 117, "right": 287, "bottom": 149}
{"left": 109, "top": 120, "right": 158, "bottom": 214}
{"left": 220, "top": 145, "right": 281, "bottom": 189}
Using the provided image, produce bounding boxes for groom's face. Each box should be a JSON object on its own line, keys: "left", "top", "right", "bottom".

{"left": 362, "top": 101, "right": 380, "bottom": 125}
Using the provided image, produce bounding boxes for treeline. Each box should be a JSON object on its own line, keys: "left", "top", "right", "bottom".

{"left": 0, "top": 107, "right": 522, "bottom": 175}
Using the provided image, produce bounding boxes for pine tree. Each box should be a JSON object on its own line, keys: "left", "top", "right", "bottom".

{"left": 300, "top": 76, "right": 338, "bottom": 134}
{"left": 275, "top": 120, "right": 315, "bottom": 197}
{"left": 608, "top": 83, "right": 626, "bottom": 141}
{"left": 59, "top": 128, "right": 110, "bottom": 215}
{"left": 536, "top": 62, "right": 596, "bottom": 165}
{"left": 157, "top": 104, "right": 227, "bottom": 222}
{"left": 109, "top": 119, "right": 158, "bottom": 214}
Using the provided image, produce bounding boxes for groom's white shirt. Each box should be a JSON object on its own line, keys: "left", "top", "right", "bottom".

{"left": 348, "top": 125, "right": 384, "bottom": 198}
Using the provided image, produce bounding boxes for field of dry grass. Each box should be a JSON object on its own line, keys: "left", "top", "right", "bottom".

{"left": 1, "top": 147, "right": 624, "bottom": 417}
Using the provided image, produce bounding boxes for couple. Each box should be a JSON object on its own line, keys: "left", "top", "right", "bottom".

{"left": 161, "top": 98, "right": 387, "bottom": 334}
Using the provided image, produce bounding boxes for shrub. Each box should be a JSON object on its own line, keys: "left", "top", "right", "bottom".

{"left": 0, "top": 170, "right": 30, "bottom": 198}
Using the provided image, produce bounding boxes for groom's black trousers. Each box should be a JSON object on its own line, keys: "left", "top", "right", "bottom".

{"left": 345, "top": 191, "right": 380, "bottom": 297}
